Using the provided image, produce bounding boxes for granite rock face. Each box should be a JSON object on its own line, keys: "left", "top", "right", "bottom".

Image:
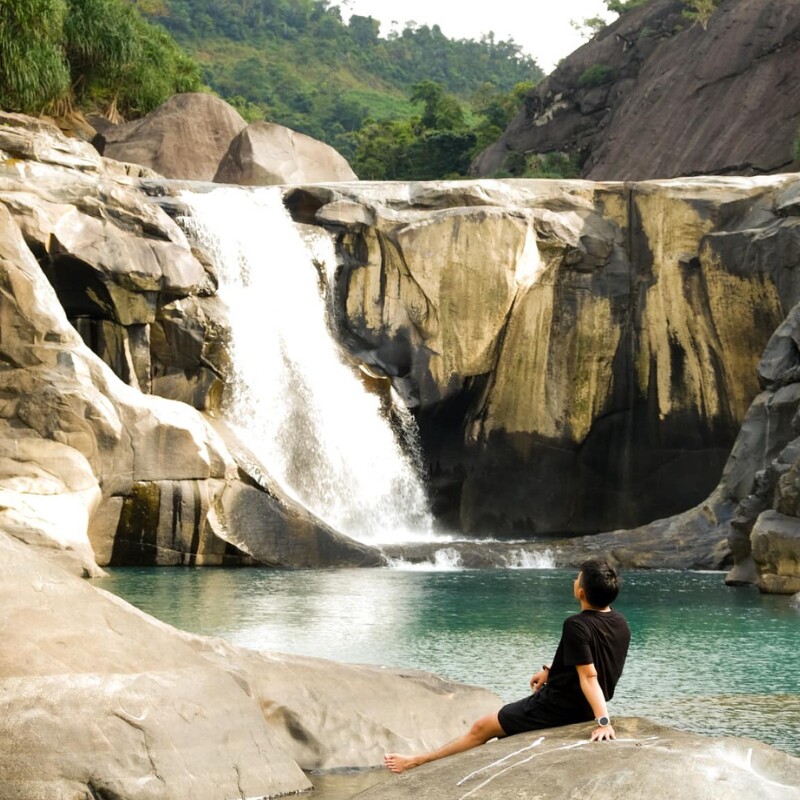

{"left": 6, "top": 111, "right": 800, "bottom": 569}
{"left": 474, "top": 0, "right": 800, "bottom": 181}
{"left": 215, "top": 120, "right": 358, "bottom": 185}
{"left": 750, "top": 511, "right": 800, "bottom": 594}
{"left": 300, "top": 175, "right": 800, "bottom": 545}
{"left": 98, "top": 93, "right": 247, "bottom": 181}
{"left": 0, "top": 529, "right": 497, "bottom": 798}
{"left": 360, "top": 718, "right": 800, "bottom": 800}
{"left": 0, "top": 112, "right": 381, "bottom": 570}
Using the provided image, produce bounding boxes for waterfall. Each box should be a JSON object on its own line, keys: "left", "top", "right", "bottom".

{"left": 180, "top": 187, "right": 435, "bottom": 545}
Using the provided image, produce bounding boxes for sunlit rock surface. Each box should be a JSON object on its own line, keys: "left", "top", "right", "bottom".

{"left": 215, "top": 120, "right": 358, "bottom": 185}
{"left": 6, "top": 111, "right": 800, "bottom": 571}
{"left": 97, "top": 93, "right": 247, "bottom": 181}
{"left": 359, "top": 718, "right": 800, "bottom": 800}
{"left": 0, "top": 530, "right": 498, "bottom": 798}
{"left": 0, "top": 113, "right": 378, "bottom": 570}
{"left": 299, "top": 175, "right": 800, "bottom": 547}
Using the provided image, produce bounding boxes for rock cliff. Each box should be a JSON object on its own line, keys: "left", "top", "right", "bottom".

{"left": 473, "top": 0, "right": 800, "bottom": 181}
{"left": 7, "top": 110, "right": 800, "bottom": 569}
{"left": 298, "top": 175, "right": 800, "bottom": 550}
{"left": 2, "top": 107, "right": 800, "bottom": 798}
{"left": 0, "top": 111, "right": 381, "bottom": 572}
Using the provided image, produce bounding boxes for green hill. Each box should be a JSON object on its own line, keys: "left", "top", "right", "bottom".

{"left": 137, "top": 0, "right": 544, "bottom": 175}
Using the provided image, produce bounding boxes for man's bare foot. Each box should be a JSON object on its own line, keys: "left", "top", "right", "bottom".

{"left": 384, "top": 753, "right": 421, "bottom": 773}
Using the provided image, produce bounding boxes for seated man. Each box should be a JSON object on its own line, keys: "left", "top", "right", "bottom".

{"left": 384, "top": 558, "right": 631, "bottom": 773}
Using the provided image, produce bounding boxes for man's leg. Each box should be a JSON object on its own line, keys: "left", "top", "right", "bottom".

{"left": 384, "top": 712, "right": 506, "bottom": 774}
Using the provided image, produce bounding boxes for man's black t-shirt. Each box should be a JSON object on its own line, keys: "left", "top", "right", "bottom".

{"left": 542, "top": 608, "right": 631, "bottom": 719}
{"left": 497, "top": 607, "right": 630, "bottom": 735}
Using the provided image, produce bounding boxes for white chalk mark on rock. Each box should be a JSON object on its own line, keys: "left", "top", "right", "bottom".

{"left": 741, "top": 748, "right": 800, "bottom": 791}
{"left": 457, "top": 740, "right": 591, "bottom": 800}
{"left": 456, "top": 737, "right": 544, "bottom": 786}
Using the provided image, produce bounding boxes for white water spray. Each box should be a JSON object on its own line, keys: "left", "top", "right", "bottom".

{"left": 180, "top": 187, "right": 434, "bottom": 545}
{"left": 503, "top": 548, "right": 556, "bottom": 569}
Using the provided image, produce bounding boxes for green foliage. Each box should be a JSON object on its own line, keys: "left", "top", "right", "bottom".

{"left": 499, "top": 150, "right": 581, "bottom": 179}
{"left": 0, "top": 0, "right": 70, "bottom": 113}
{"left": 410, "top": 80, "right": 465, "bottom": 131}
{"left": 578, "top": 64, "right": 617, "bottom": 88}
{"left": 604, "top": 0, "right": 650, "bottom": 13}
{"left": 571, "top": 16, "right": 609, "bottom": 40}
{"left": 682, "top": 0, "right": 718, "bottom": 29}
{"left": 350, "top": 78, "right": 531, "bottom": 181}
{"left": 0, "top": 0, "right": 202, "bottom": 117}
{"left": 143, "top": 0, "right": 542, "bottom": 144}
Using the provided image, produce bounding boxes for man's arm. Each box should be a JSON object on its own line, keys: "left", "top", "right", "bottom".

{"left": 575, "top": 663, "right": 615, "bottom": 741}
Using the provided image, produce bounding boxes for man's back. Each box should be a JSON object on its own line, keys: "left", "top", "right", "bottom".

{"left": 539, "top": 608, "right": 630, "bottom": 722}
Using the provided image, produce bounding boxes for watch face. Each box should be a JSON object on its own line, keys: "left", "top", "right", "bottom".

{"left": 597, "top": 716, "right": 610, "bottom": 726}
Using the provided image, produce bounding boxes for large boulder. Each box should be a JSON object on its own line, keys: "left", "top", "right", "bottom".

{"left": 750, "top": 510, "right": 800, "bottom": 594}
{"left": 360, "top": 718, "right": 800, "bottom": 800}
{"left": 0, "top": 530, "right": 309, "bottom": 800}
{"left": 0, "top": 528, "right": 500, "bottom": 797}
{"left": 473, "top": 0, "right": 800, "bottom": 180}
{"left": 214, "top": 121, "right": 358, "bottom": 185}
{"left": 99, "top": 93, "right": 247, "bottom": 180}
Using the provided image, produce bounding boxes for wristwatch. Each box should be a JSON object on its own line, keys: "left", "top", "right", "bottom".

{"left": 596, "top": 715, "right": 610, "bottom": 726}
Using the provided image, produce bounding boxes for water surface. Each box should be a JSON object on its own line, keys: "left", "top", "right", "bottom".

{"left": 96, "top": 567, "right": 800, "bottom": 757}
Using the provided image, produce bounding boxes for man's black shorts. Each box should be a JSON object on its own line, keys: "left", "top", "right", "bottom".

{"left": 497, "top": 693, "right": 588, "bottom": 736}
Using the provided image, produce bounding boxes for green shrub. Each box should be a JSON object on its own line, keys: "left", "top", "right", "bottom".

{"left": 0, "top": 0, "right": 70, "bottom": 113}
{"left": 502, "top": 150, "right": 581, "bottom": 179}
{"left": 682, "top": 0, "right": 718, "bottom": 29}
{"left": 523, "top": 152, "right": 581, "bottom": 179}
{"left": 0, "top": 0, "right": 201, "bottom": 118}
{"left": 578, "top": 64, "right": 617, "bottom": 88}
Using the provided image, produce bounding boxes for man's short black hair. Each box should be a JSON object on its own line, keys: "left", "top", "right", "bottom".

{"left": 579, "top": 559, "right": 621, "bottom": 608}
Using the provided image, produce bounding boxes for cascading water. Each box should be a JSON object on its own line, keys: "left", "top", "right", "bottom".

{"left": 180, "top": 187, "right": 434, "bottom": 545}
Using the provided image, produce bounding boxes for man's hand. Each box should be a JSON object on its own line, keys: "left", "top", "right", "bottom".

{"left": 591, "top": 723, "right": 616, "bottom": 742}
{"left": 529, "top": 668, "right": 549, "bottom": 693}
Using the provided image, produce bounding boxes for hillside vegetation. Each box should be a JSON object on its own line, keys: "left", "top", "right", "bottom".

{"left": 137, "top": 0, "right": 544, "bottom": 177}
{"left": 0, "top": 0, "right": 201, "bottom": 118}
{"left": 1, "top": 0, "right": 543, "bottom": 178}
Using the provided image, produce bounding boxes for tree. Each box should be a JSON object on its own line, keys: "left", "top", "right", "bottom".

{"left": 349, "top": 14, "right": 379, "bottom": 46}
{"left": 410, "top": 80, "right": 465, "bottom": 131}
{"left": 406, "top": 129, "right": 477, "bottom": 179}
{"left": 471, "top": 81, "right": 534, "bottom": 155}
{"left": 0, "top": 0, "right": 201, "bottom": 118}
{"left": 603, "top": 0, "right": 649, "bottom": 14}
{"left": 571, "top": 16, "right": 609, "bottom": 40}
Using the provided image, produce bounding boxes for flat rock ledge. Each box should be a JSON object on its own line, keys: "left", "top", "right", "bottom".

{"left": 363, "top": 718, "right": 800, "bottom": 800}
{"left": 0, "top": 531, "right": 498, "bottom": 800}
